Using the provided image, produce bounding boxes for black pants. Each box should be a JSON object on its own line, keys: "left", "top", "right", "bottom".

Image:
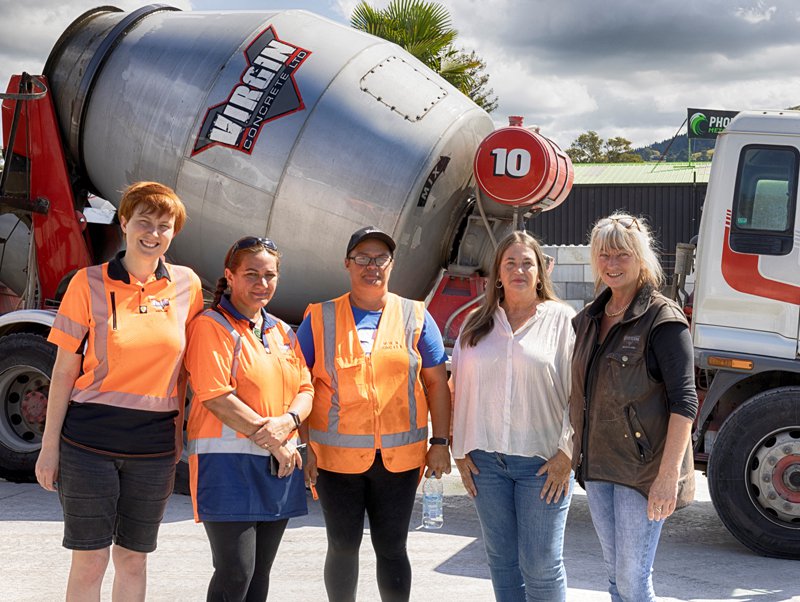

{"left": 203, "top": 519, "right": 288, "bottom": 602}
{"left": 316, "top": 453, "right": 420, "bottom": 602}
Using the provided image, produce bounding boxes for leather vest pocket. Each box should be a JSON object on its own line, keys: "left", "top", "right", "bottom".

{"left": 607, "top": 351, "right": 647, "bottom": 399}
{"left": 624, "top": 404, "right": 654, "bottom": 463}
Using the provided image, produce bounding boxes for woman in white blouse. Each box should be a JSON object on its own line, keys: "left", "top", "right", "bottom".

{"left": 451, "top": 231, "right": 575, "bottom": 602}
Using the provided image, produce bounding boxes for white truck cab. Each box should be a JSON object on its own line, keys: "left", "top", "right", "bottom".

{"left": 690, "top": 110, "right": 800, "bottom": 558}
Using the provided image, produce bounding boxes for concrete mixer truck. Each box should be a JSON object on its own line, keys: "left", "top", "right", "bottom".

{"left": 0, "top": 5, "right": 571, "bottom": 487}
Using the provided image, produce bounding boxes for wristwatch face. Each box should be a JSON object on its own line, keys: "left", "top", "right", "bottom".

{"left": 429, "top": 437, "right": 449, "bottom": 445}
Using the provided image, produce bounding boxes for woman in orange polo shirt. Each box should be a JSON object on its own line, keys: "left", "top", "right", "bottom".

{"left": 35, "top": 182, "right": 203, "bottom": 601}
{"left": 184, "top": 236, "right": 313, "bottom": 602}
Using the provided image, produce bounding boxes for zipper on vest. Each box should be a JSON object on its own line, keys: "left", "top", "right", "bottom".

{"left": 110, "top": 291, "right": 118, "bottom": 330}
{"left": 583, "top": 319, "right": 624, "bottom": 481}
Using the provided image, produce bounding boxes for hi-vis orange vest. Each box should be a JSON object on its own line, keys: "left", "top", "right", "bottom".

{"left": 307, "top": 293, "right": 429, "bottom": 473}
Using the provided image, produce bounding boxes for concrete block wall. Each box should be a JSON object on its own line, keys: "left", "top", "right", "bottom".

{"left": 542, "top": 245, "right": 595, "bottom": 312}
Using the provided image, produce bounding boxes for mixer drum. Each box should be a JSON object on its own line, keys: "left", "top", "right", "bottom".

{"left": 43, "top": 5, "right": 493, "bottom": 321}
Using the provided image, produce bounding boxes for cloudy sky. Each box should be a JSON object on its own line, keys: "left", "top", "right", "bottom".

{"left": 2, "top": 0, "right": 800, "bottom": 149}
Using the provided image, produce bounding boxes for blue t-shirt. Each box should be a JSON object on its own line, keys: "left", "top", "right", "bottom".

{"left": 296, "top": 304, "right": 446, "bottom": 370}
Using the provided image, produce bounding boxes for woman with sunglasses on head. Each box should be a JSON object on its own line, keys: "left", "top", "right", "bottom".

{"left": 183, "top": 236, "right": 313, "bottom": 601}
{"left": 569, "top": 213, "right": 697, "bottom": 602}
{"left": 35, "top": 182, "right": 204, "bottom": 601}
{"left": 296, "top": 226, "right": 451, "bottom": 602}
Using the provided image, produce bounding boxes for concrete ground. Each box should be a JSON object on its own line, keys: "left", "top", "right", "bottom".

{"left": 1, "top": 471, "right": 797, "bottom": 601}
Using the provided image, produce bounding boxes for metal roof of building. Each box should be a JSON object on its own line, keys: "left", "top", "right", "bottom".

{"left": 573, "top": 162, "right": 711, "bottom": 185}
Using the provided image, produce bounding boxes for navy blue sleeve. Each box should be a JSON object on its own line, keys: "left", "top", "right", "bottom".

{"left": 647, "top": 322, "right": 698, "bottom": 420}
{"left": 296, "top": 314, "right": 315, "bottom": 370}
{"left": 418, "top": 310, "right": 447, "bottom": 368}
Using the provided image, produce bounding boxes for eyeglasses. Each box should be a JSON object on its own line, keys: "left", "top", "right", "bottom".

{"left": 347, "top": 254, "right": 393, "bottom": 268}
{"left": 599, "top": 216, "right": 641, "bottom": 231}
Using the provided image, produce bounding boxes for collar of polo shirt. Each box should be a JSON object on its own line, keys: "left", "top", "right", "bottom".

{"left": 108, "top": 250, "right": 171, "bottom": 284}
{"left": 218, "top": 294, "right": 277, "bottom": 330}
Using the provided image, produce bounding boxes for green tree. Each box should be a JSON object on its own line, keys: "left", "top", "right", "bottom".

{"left": 351, "top": 0, "right": 498, "bottom": 112}
{"left": 567, "top": 132, "right": 645, "bottom": 163}
{"left": 605, "top": 136, "right": 643, "bottom": 163}
{"left": 456, "top": 50, "right": 498, "bottom": 113}
{"left": 566, "top": 131, "right": 605, "bottom": 163}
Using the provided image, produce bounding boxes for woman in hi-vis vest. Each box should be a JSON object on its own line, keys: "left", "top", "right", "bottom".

{"left": 297, "top": 226, "right": 451, "bottom": 602}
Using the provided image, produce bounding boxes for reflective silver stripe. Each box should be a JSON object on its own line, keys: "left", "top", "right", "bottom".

{"left": 72, "top": 389, "right": 179, "bottom": 411}
{"left": 85, "top": 265, "right": 109, "bottom": 384}
{"left": 52, "top": 313, "right": 88, "bottom": 342}
{"left": 321, "top": 301, "right": 340, "bottom": 433}
{"left": 188, "top": 436, "right": 271, "bottom": 456}
{"left": 400, "top": 298, "right": 419, "bottom": 431}
{"left": 381, "top": 426, "right": 427, "bottom": 448}
{"left": 201, "top": 309, "right": 242, "bottom": 381}
{"left": 164, "top": 265, "right": 193, "bottom": 398}
{"left": 310, "top": 428, "right": 374, "bottom": 448}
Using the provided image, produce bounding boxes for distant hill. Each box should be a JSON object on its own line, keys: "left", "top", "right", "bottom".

{"left": 634, "top": 134, "right": 714, "bottom": 162}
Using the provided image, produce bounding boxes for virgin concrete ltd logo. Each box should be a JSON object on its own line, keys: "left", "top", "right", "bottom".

{"left": 193, "top": 27, "right": 311, "bottom": 155}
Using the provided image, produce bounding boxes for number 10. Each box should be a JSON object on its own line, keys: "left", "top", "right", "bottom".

{"left": 491, "top": 148, "right": 531, "bottom": 178}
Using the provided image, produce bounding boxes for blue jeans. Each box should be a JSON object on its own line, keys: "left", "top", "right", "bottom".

{"left": 470, "top": 450, "right": 573, "bottom": 602}
{"left": 584, "top": 481, "right": 665, "bottom": 602}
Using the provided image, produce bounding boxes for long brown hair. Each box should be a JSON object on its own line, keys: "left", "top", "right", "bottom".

{"left": 459, "top": 231, "right": 560, "bottom": 347}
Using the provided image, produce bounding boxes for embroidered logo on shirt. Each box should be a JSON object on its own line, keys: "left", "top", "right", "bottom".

{"left": 621, "top": 334, "right": 641, "bottom": 351}
{"left": 149, "top": 297, "right": 171, "bottom": 312}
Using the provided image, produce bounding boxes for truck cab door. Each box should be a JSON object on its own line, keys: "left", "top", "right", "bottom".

{"left": 694, "top": 138, "right": 800, "bottom": 360}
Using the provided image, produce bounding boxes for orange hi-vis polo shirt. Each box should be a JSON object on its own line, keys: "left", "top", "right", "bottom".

{"left": 48, "top": 252, "right": 203, "bottom": 454}
{"left": 184, "top": 299, "right": 313, "bottom": 438}
{"left": 184, "top": 297, "right": 312, "bottom": 522}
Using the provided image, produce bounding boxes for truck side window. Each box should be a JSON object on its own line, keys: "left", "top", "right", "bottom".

{"left": 731, "top": 145, "right": 798, "bottom": 255}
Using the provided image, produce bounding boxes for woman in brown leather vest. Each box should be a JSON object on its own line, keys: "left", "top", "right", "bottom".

{"left": 569, "top": 213, "right": 697, "bottom": 602}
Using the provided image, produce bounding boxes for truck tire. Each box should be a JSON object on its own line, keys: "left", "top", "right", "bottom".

{"left": 0, "top": 333, "right": 55, "bottom": 482}
{"left": 708, "top": 386, "right": 800, "bottom": 559}
{"left": 0, "top": 332, "right": 193, "bottom": 494}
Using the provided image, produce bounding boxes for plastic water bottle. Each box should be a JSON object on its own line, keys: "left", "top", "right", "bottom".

{"left": 422, "top": 477, "right": 443, "bottom": 529}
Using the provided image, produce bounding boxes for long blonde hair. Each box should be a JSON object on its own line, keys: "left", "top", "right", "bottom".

{"left": 459, "top": 231, "right": 560, "bottom": 348}
{"left": 589, "top": 213, "right": 663, "bottom": 292}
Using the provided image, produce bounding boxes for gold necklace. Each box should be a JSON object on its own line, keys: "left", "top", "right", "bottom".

{"left": 604, "top": 300, "right": 631, "bottom": 318}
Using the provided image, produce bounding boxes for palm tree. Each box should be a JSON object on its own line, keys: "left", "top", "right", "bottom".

{"left": 351, "top": 0, "right": 497, "bottom": 112}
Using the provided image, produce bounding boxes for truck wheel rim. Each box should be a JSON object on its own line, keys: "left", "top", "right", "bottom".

{"left": 0, "top": 365, "right": 48, "bottom": 453}
{"left": 750, "top": 427, "right": 800, "bottom": 526}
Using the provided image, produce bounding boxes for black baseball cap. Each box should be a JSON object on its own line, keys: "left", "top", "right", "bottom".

{"left": 346, "top": 226, "right": 396, "bottom": 256}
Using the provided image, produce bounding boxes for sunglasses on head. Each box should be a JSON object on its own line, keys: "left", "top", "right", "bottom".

{"left": 230, "top": 236, "right": 278, "bottom": 253}
{"left": 227, "top": 237, "right": 278, "bottom": 267}
{"left": 600, "top": 216, "right": 641, "bottom": 231}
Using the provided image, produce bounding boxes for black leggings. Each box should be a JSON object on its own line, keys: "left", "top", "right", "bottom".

{"left": 203, "top": 519, "right": 288, "bottom": 602}
{"left": 316, "top": 454, "right": 420, "bottom": 602}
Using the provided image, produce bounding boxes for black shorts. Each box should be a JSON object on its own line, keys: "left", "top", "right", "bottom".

{"left": 57, "top": 441, "right": 175, "bottom": 552}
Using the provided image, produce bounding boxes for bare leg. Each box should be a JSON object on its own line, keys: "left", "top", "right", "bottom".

{"left": 66, "top": 548, "right": 110, "bottom": 602}
{"left": 110, "top": 545, "right": 148, "bottom": 602}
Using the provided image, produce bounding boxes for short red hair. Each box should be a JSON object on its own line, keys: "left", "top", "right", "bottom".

{"left": 118, "top": 181, "right": 187, "bottom": 233}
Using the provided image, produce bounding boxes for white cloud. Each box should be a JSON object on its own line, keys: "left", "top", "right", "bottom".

{"left": 3, "top": 0, "right": 800, "bottom": 151}
{"left": 736, "top": 2, "right": 777, "bottom": 23}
